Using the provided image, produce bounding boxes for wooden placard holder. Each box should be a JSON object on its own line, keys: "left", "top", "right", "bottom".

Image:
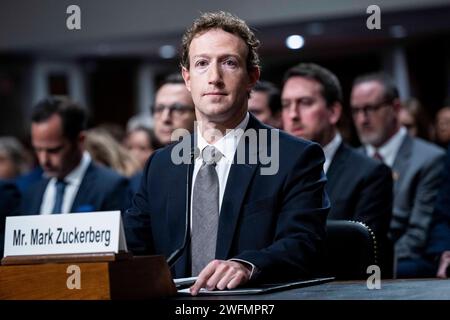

{"left": 0, "top": 252, "right": 177, "bottom": 300}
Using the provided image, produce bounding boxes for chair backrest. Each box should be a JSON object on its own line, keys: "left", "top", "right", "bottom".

{"left": 321, "top": 220, "right": 378, "bottom": 280}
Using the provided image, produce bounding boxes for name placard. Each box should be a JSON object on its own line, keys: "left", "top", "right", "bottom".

{"left": 3, "top": 211, "right": 127, "bottom": 257}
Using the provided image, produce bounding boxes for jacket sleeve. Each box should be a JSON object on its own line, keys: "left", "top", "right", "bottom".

{"left": 233, "top": 143, "right": 330, "bottom": 281}
{"left": 395, "top": 151, "right": 446, "bottom": 259}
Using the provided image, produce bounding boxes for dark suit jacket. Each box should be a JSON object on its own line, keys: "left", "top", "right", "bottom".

{"left": 124, "top": 115, "right": 330, "bottom": 282}
{"left": 426, "top": 145, "right": 450, "bottom": 257}
{"left": 0, "top": 180, "right": 21, "bottom": 256}
{"left": 327, "top": 142, "right": 393, "bottom": 240}
{"left": 21, "top": 162, "right": 131, "bottom": 215}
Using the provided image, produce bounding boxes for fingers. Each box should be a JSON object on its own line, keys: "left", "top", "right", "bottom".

{"left": 189, "top": 260, "right": 251, "bottom": 295}
{"left": 436, "top": 252, "right": 450, "bottom": 279}
{"left": 190, "top": 260, "right": 218, "bottom": 296}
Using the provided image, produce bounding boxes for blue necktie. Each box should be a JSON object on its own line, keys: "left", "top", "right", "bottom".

{"left": 52, "top": 179, "right": 67, "bottom": 214}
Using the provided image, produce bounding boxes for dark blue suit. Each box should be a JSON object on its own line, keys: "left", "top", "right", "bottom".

{"left": 0, "top": 180, "right": 21, "bottom": 256}
{"left": 21, "top": 162, "right": 132, "bottom": 215}
{"left": 328, "top": 143, "right": 394, "bottom": 276}
{"left": 426, "top": 146, "right": 450, "bottom": 262}
{"left": 124, "top": 115, "right": 330, "bottom": 282}
{"left": 327, "top": 143, "right": 393, "bottom": 237}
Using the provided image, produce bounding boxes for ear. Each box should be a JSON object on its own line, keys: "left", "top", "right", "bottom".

{"left": 329, "top": 102, "right": 342, "bottom": 125}
{"left": 247, "top": 67, "right": 260, "bottom": 92}
{"left": 77, "top": 131, "right": 86, "bottom": 150}
{"left": 392, "top": 98, "right": 402, "bottom": 114}
{"left": 181, "top": 67, "right": 191, "bottom": 92}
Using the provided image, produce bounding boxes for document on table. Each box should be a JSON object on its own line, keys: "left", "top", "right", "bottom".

{"left": 176, "top": 277, "right": 334, "bottom": 296}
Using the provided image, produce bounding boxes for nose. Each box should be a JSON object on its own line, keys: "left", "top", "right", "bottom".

{"left": 37, "top": 150, "right": 50, "bottom": 167}
{"left": 208, "top": 61, "right": 223, "bottom": 85}
{"left": 354, "top": 110, "right": 370, "bottom": 125}
{"left": 287, "top": 103, "right": 300, "bottom": 121}
{"left": 160, "top": 107, "right": 172, "bottom": 123}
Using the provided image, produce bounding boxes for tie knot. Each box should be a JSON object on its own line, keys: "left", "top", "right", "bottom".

{"left": 55, "top": 179, "right": 67, "bottom": 188}
{"left": 201, "top": 146, "right": 222, "bottom": 165}
{"left": 373, "top": 150, "right": 384, "bottom": 162}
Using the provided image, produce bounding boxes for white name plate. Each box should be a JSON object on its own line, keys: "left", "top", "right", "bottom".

{"left": 3, "top": 211, "right": 127, "bottom": 257}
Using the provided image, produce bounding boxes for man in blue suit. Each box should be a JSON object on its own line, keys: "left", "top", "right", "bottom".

{"left": 21, "top": 97, "right": 131, "bottom": 215}
{"left": 415, "top": 145, "right": 450, "bottom": 278}
{"left": 0, "top": 180, "right": 20, "bottom": 256}
{"left": 125, "top": 12, "right": 329, "bottom": 295}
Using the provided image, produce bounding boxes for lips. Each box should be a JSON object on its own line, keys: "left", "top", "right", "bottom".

{"left": 203, "top": 92, "right": 227, "bottom": 96}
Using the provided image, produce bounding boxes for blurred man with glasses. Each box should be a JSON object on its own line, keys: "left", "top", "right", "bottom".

{"left": 153, "top": 73, "right": 196, "bottom": 146}
{"left": 351, "top": 73, "right": 446, "bottom": 277}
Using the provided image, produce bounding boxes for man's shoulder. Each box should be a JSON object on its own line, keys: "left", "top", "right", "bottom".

{"left": 405, "top": 136, "right": 446, "bottom": 165}
{"left": 411, "top": 137, "right": 446, "bottom": 157}
{"left": 333, "top": 143, "right": 391, "bottom": 180}
{"left": 85, "top": 162, "right": 128, "bottom": 185}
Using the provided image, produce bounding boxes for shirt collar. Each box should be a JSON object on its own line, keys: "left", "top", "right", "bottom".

{"left": 365, "top": 126, "right": 407, "bottom": 167}
{"left": 196, "top": 112, "right": 250, "bottom": 162}
{"left": 323, "top": 132, "right": 342, "bottom": 173}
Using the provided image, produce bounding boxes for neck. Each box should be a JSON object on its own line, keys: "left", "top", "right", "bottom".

{"left": 197, "top": 109, "right": 247, "bottom": 144}
{"left": 373, "top": 123, "right": 401, "bottom": 148}
{"left": 320, "top": 128, "right": 337, "bottom": 148}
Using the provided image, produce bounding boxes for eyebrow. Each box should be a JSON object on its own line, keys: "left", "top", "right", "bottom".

{"left": 192, "top": 54, "right": 241, "bottom": 60}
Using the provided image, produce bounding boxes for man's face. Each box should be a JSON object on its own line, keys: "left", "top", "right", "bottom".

{"left": 248, "top": 91, "right": 281, "bottom": 128}
{"left": 153, "top": 83, "right": 195, "bottom": 145}
{"left": 125, "top": 130, "right": 154, "bottom": 169}
{"left": 350, "top": 81, "right": 399, "bottom": 147}
{"left": 281, "top": 76, "right": 339, "bottom": 146}
{"left": 399, "top": 107, "right": 417, "bottom": 137}
{"left": 0, "top": 152, "right": 16, "bottom": 180}
{"left": 436, "top": 108, "right": 450, "bottom": 145}
{"left": 31, "top": 114, "right": 82, "bottom": 179}
{"left": 182, "top": 28, "right": 259, "bottom": 127}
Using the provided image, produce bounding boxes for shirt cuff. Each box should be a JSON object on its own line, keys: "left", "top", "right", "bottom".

{"left": 229, "top": 258, "right": 259, "bottom": 280}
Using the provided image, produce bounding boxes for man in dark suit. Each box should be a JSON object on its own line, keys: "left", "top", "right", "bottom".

{"left": 351, "top": 73, "right": 446, "bottom": 277}
{"left": 0, "top": 180, "right": 21, "bottom": 256}
{"left": 405, "top": 145, "right": 450, "bottom": 278}
{"left": 124, "top": 12, "right": 329, "bottom": 295}
{"left": 281, "top": 63, "right": 393, "bottom": 276}
{"left": 21, "top": 97, "right": 131, "bottom": 215}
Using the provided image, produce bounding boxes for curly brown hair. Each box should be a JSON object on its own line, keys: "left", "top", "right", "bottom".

{"left": 180, "top": 11, "right": 260, "bottom": 73}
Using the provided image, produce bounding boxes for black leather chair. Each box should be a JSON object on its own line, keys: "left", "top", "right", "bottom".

{"left": 321, "top": 220, "right": 379, "bottom": 280}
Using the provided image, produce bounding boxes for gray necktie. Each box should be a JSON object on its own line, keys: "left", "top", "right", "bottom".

{"left": 191, "top": 145, "right": 222, "bottom": 276}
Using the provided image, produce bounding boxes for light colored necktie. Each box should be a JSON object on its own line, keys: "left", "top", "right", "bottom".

{"left": 191, "top": 145, "right": 222, "bottom": 276}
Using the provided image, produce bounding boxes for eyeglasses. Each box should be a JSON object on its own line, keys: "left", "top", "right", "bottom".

{"left": 152, "top": 103, "right": 194, "bottom": 117}
{"left": 351, "top": 101, "right": 390, "bottom": 117}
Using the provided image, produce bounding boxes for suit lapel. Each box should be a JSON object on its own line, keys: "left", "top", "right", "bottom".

{"left": 71, "top": 162, "right": 95, "bottom": 211}
{"left": 168, "top": 137, "right": 196, "bottom": 277}
{"left": 26, "top": 179, "right": 49, "bottom": 215}
{"left": 215, "top": 115, "right": 261, "bottom": 260}
{"left": 325, "top": 142, "right": 347, "bottom": 198}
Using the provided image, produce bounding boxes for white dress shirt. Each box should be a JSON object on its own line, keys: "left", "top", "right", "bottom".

{"left": 323, "top": 132, "right": 342, "bottom": 174}
{"left": 191, "top": 112, "right": 256, "bottom": 275}
{"left": 365, "top": 126, "right": 407, "bottom": 168}
{"left": 40, "top": 152, "right": 92, "bottom": 215}
{"left": 191, "top": 112, "right": 250, "bottom": 212}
